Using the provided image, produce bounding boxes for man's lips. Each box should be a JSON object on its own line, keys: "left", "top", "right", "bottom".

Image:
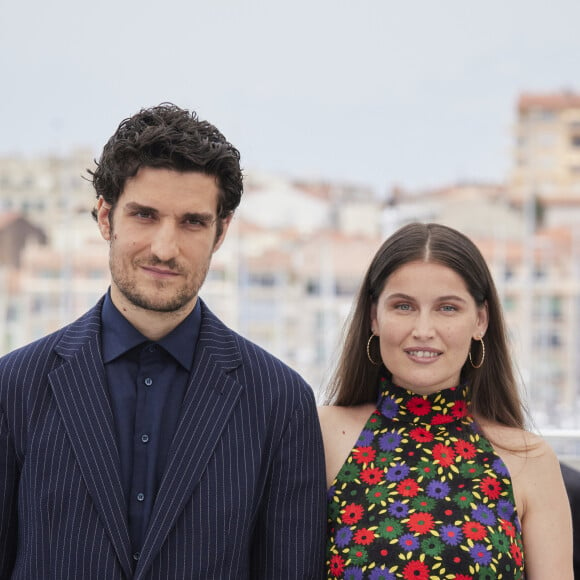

{"left": 141, "top": 265, "right": 180, "bottom": 277}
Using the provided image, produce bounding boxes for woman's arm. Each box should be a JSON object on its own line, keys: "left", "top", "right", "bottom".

{"left": 517, "top": 437, "right": 573, "bottom": 579}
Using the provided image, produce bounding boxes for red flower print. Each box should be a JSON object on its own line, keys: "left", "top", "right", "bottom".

{"left": 454, "top": 575, "right": 473, "bottom": 580}
{"left": 397, "top": 477, "right": 420, "bottom": 497}
{"left": 328, "top": 554, "right": 345, "bottom": 577}
{"left": 409, "top": 426, "right": 434, "bottom": 443}
{"left": 431, "top": 414, "right": 454, "bottom": 425}
{"left": 480, "top": 476, "right": 502, "bottom": 499}
{"left": 432, "top": 442, "right": 456, "bottom": 467}
{"left": 462, "top": 520, "right": 487, "bottom": 541}
{"left": 500, "top": 519, "right": 516, "bottom": 538}
{"left": 509, "top": 542, "right": 523, "bottom": 566}
{"left": 407, "top": 512, "right": 435, "bottom": 534}
{"left": 407, "top": 397, "right": 432, "bottom": 416}
{"left": 353, "top": 446, "right": 376, "bottom": 464}
{"left": 402, "top": 559, "right": 430, "bottom": 580}
{"left": 360, "top": 467, "right": 384, "bottom": 485}
{"left": 451, "top": 400, "right": 468, "bottom": 418}
{"left": 353, "top": 528, "right": 376, "bottom": 545}
{"left": 453, "top": 439, "right": 476, "bottom": 459}
{"left": 341, "top": 502, "right": 365, "bottom": 524}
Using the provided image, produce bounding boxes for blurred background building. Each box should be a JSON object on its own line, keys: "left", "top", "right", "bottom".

{"left": 0, "top": 91, "right": 579, "bottom": 465}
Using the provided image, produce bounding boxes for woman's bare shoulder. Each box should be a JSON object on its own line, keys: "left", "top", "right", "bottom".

{"left": 475, "top": 417, "right": 551, "bottom": 459}
{"left": 318, "top": 403, "right": 376, "bottom": 428}
{"left": 318, "top": 403, "right": 376, "bottom": 488}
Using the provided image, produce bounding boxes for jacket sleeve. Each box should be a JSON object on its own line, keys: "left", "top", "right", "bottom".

{"left": 0, "top": 403, "right": 18, "bottom": 579}
{"left": 250, "top": 384, "right": 327, "bottom": 579}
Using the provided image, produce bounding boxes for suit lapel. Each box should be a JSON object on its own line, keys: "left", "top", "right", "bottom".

{"left": 135, "top": 305, "right": 244, "bottom": 578}
{"left": 49, "top": 306, "right": 133, "bottom": 578}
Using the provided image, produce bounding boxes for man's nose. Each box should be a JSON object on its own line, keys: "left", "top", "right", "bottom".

{"left": 150, "top": 222, "right": 179, "bottom": 262}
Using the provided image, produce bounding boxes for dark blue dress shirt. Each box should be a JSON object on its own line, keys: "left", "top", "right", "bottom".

{"left": 101, "top": 292, "right": 201, "bottom": 559}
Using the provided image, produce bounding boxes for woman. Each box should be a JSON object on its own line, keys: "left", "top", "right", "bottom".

{"left": 319, "top": 222, "right": 572, "bottom": 579}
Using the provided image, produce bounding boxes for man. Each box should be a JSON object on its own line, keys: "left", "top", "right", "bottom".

{"left": 0, "top": 104, "right": 326, "bottom": 579}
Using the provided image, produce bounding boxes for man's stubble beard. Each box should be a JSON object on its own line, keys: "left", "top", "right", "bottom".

{"left": 108, "top": 244, "right": 211, "bottom": 315}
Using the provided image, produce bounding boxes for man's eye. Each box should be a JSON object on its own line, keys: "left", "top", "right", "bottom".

{"left": 133, "top": 211, "right": 153, "bottom": 219}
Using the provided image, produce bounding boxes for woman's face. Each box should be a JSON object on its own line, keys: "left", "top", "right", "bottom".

{"left": 370, "top": 260, "right": 488, "bottom": 395}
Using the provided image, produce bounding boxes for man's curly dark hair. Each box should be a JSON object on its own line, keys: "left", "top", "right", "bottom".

{"left": 88, "top": 103, "right": 243, "bottom": 230}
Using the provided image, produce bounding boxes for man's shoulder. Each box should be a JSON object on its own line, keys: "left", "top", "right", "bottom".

{"left": 0, "top": 302, "right": 102, "bottom": 369}
{"left": 199, "top": 301, "right": 311, "bottom": 393}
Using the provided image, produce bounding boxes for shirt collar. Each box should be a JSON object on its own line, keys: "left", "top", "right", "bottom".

{"left": 101, "top": 290, "right": 201, "bottom": 371}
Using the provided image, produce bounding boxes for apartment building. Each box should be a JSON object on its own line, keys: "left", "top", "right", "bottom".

{"left": 510, "top": 92, "right": 580, "bottom": 229}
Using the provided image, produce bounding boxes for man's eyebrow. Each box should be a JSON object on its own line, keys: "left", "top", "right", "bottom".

{"left": 182, "top": 212, "right": 216, "bottom": 223}
{"left": 124, "top": 201, "right": 157, "bottom": 214}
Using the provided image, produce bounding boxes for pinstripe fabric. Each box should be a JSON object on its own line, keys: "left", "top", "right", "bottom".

{"left": 0, "top": 297, "right": 326, "bottom": 579}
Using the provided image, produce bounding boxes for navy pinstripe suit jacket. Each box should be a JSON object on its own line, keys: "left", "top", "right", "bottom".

{"left": 0, "top": 297, "right": 326, "bottom": 579}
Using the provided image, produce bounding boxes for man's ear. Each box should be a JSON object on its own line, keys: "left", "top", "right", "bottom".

{"left": 213, "top": 214, "right": 234, "bottom": 252}
{"left": 96, "top": 197, "right": 113, "bottom": 241}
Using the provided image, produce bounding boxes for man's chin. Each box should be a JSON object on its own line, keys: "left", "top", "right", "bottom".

{"left": 123, "top": 291, "right": 196, "bottom": 314}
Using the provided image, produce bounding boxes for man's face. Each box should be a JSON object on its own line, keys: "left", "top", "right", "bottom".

{"left": 97, "top": 167, "right": 230, "bottom": 322}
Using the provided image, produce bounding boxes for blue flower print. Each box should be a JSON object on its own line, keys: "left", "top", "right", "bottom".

{"left": 398, "top": 533, "right": 419, "bottom": 551}
{"left": 369, "top": 569, "right": 396, "bottom": 580}
{"left": 472, "top": 504, "right": 496, "bottom": 526}
{"left": 356, "top": 429, "right": 375, "bottom": 447}
{"left": 388, "top": 500, "right": 409, "bottom": 518}
{"left": 385, "top": 463, "right": 410, "bottom": 482}
{"left": 379, "top": 431, "right": 402, "bottom": 452}
{"left": 440, "top": 524, "right": 463, "bottom": 546}
{"left": 426, "top": 479, "right": 450, "bottom": 499}
{"left": 380, "top": 397, "right": 399, "bottom": 419}
{"left": 343, "top": 566, "right": 364, "bottom": 580}
{"left": 497, "top": 499, "right": 515, "bottom": 519}
{"left": 470, "top": 542, "right": 493, "bottom": 565}
{"left": 335, "top": 526, "right": 353, "bottom": 548}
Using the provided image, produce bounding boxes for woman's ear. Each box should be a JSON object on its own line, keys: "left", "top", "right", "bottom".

{"left": 475, "top": 300, "right": 489, "bottom": 339}
{"left": 96, "top": 197, "right": 112, "bottom": 241}
{"left": 370, "top": 303, "right": 378, "bottom": 335}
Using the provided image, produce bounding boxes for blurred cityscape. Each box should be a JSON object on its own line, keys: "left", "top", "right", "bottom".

{"left": 0, "top": 92, "right": 579, "bottom": 464}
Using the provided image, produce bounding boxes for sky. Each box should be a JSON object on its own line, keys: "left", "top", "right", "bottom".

{"left": 1, "top": 0, "right": 578, "bottom": 194}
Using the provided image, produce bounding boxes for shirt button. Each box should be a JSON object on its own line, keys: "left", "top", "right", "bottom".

{"left": 144, "top": 377, "right": 153, "bottom": 387}
{"left": 141, "top": 434, "right": 150, "bottom": 443}
{"left": 137, "top": 492, "right": 145, "bottom": 502}
{"left": 133, "top": 552, "right": 140, "bottom": 561}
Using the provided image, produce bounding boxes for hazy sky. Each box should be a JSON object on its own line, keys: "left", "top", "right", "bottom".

{"left": 1, "top": 0, "right": 578, "bottom": 192}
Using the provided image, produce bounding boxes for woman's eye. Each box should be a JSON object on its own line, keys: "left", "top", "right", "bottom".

{"left": 440, "top": 305, "right": 457, "bottom": 312}
{"left": 395, "top": 303, "right": 412, "bottom": 311}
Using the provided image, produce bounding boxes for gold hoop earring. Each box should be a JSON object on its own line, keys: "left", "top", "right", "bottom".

{"left": 366, "top": 334, "right": 381, "bottom": 366}
{"left": 469, "top": 336, "right": 485, "bottom": 369}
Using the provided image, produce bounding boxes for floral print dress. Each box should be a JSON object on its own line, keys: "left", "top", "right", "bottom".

{"left": 326, "top": 377, "right": 525, "bottom": 580}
